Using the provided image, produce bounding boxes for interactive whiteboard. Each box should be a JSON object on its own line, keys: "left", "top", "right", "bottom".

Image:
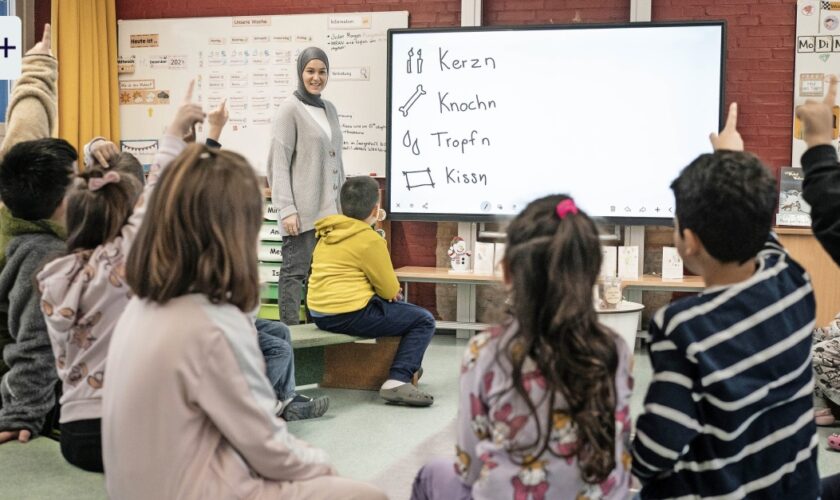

{"left": 386, "top": 23, "right": 725, "bottom": 223}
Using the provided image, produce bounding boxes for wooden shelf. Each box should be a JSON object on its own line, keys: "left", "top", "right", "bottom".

{"left": 395, "top": 267, "right": 705, "bottom": 291}
{"left": 774, "top": 226, "right": 814, "bottom": 236}
{"left": 395, "top": 266, "right": 501, "bottom": 284}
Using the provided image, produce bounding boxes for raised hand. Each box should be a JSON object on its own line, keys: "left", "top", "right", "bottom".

{"left": 166, "top": 79, "right": 205, "bottom": 139}
{"left": 207, "top": 99, "right": 228, "bottom": 142}
{"left": 796, "top": 74, "right": 838, "bottom": 148}
{"left": 709, "top": 102, "right": 743, "bottom": 152}
{"left": 26, "top": 24, "right": 51, "bottom": 57}
{"left": 90, "top": 140, "right": 120, "bottom": 167}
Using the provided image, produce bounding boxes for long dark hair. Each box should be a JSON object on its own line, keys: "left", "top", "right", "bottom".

{"left": 502, "top": 194, "right": 618, "bottom": 483}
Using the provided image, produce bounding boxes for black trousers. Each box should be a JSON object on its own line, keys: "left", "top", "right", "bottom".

{"left": 60, "top": 418, "right": 103, "bottom": 473}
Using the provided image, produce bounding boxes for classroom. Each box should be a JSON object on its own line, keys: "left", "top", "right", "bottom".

{"left": 0, "top": 0, "right": 839, "bottom": 499}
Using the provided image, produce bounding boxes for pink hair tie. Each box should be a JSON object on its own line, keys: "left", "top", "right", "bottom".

{"left": 556, "top": 199, "right": 579, "bottom": 219}
{"left": 88, "top": 171, "right": 121, "bottom": 192}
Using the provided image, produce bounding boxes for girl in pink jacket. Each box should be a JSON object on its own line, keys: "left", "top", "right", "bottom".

{"left": 100, "top": 112, "right": 385, "bottom": 499}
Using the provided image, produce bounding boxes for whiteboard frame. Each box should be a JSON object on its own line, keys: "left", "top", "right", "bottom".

{"left": 385, "top": 21, "right": 727, "bottom": 224}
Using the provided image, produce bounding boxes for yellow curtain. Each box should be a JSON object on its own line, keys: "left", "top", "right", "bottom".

{"left": 51, "top": 0, "right": 119, "bottom": 166}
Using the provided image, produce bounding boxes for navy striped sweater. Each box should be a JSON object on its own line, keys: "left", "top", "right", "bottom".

{"left": 631, "top": 235, "right": 819, "bottom": 499}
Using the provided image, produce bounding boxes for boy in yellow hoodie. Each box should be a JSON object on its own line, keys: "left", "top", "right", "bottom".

{"left": 308, "top": 176, "right": 435, "bottom": 406}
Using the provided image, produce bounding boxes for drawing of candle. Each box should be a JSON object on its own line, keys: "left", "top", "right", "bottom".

{"left": 407, "top": 48, "right": 414, "bottom": 74}
{"left": 416, "top": 49, "right": 423, "bottom": 74}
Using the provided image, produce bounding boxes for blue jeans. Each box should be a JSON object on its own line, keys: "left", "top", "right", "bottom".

{"left": 313, "top": 296, "right": 436, "bottom": 383}
{"left": 279, "top": 229, "right": 317, "bottom": 325}
{"left": 255, "top": 319, "right": 296, "bottom": 401}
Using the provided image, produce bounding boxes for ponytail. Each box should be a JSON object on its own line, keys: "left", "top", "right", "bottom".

{"left": 501, "top": 194, "right": 619, "bottom": 483}
{"left": 65, "top": 166, "right": 143, "bottom": 253}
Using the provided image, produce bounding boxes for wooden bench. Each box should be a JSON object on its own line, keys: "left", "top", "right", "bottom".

{"left": 288, "top": 322, "right": 363, "bottom": 349}
{"left": 287, "top": 323, "right": 400, "bottom": 391}
{"left": 0, "top": 439, "right": 106, "bottom": 499}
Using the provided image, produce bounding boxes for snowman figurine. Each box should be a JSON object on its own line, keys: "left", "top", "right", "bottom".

{"left": 448, "top": 236, "right": 472, "bottom": 272}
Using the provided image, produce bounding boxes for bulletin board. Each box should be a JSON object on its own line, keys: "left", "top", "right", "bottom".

{"left": 117, "top": 11, "right": 408, "bottom": 176}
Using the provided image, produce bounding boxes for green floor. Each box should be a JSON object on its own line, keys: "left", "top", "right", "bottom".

{"left": 0, "top": 336, "right": 838, "bottom": 500}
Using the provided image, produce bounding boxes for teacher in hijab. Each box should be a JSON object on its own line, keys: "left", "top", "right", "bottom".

{"left": 267, "top": 47, "right": 345, "bottom": 325}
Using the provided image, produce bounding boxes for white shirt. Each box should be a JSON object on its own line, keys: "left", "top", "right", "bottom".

{"left": 303, "top": 103, "right": 332, "bottom": 140}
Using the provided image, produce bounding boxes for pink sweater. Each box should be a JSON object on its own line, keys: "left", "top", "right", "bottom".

{"left": 36, "top": 134, "right": 185, "bottom": 423}
{"left": 102, "top": 294, "right": 332, "bottom": 499}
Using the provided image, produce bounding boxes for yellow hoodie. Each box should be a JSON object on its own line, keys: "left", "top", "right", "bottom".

{"left": 307, "top": 214, "right": 401, "bottom": 314}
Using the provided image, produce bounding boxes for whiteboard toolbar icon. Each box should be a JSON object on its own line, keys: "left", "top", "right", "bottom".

{"left": 0, "top": 17, "right": 20, "bottom": 80}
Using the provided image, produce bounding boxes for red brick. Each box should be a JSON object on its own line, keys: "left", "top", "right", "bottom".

{"left": 706, "top": 5, "right": 750, "bottom": 16}
{"left": 749, "top": 4, "right": 794, "bottom": 17}
{"left": 493, "top": 10, "right": 539, "bottom": 24}
{"left": 735, "top": 15, "right": 761, "bottom": 26}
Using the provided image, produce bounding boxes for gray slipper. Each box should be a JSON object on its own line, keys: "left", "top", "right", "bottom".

{"left": 380, "top": 383, "right": 434, "bottom": 407}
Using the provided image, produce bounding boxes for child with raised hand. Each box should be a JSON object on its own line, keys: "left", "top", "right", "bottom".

{"left": 411, "top": 195, "right": 633, "bottom": 500}
{"left": 795, "top": 75, "right": 840, "bottom": 495}
{"left": 797, "top": 74, "right": 840, "bottom": 266}
{"left": 101, "top": 112, "right": 385, "bottom": 500}
{"left": 35, "top": 82, "right": 204, "bottom": 471}
{"left": 0, "top": 24, "right": 78, "bottom": 446}
{"left": 631, "top": 104, "right": 819, "bottom": 499}
{"left": 200, "top": 98, "right": 330, "bottom": 420}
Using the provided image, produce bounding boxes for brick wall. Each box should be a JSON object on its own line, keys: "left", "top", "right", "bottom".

{"left": 483, "top": 0, "right": 630, "bottom": 25}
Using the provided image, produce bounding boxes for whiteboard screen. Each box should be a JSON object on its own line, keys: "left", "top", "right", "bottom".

{"left": 118, "top": 11, "right": 408, "bottom": 176}
{"left": 386, "top": 23, "right": 725, "bottom": 222}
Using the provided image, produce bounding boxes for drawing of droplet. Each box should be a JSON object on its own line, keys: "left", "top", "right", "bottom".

{"left": 403, "top": 130, "right": 411, "bottom": 147}
{"left": 411, "top": 139, "right": 420, "bottom": 155}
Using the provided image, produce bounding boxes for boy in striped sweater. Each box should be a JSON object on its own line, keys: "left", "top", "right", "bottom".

{"left": 631, "top": 104, "right": 820, "bottom": 499}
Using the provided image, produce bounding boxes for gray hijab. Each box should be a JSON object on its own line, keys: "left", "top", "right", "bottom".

{"left": 294, "top": 47, "right": 329, "bottom": 109}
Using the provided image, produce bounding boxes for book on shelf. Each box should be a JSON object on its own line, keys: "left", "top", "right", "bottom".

{"left": 776, "top": 167, "right": 811, "bottom": 227}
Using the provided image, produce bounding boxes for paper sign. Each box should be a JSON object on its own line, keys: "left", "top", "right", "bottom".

{"left": 474, "top": 242, "right": 495, "bottom": 275}
{"left": 618, "top": 246, "right": 640, "bottom": 280}
{"left": 662, "top": 247, "right": 684, "bottom": 280}
{"left": 130, "top": 33, "right": 159, "bottom": 48}
{"left": 493, "top": 243, "right": 506, "bottom": 275}
{"left": 600, "top": 246, "right": 617, "bottom": 278}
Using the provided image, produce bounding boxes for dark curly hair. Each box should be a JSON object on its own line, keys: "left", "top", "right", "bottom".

{"left": 671, "top": 151, "right": 776, "bottom": 263}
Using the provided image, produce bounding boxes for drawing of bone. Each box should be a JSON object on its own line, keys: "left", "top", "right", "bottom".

{"left": 399, "top": 84, "right": 426, "bottom": 117}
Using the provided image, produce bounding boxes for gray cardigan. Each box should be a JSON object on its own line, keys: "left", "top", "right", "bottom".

{"left": 267, "top": 96, "right": 345, "bottom": 236}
